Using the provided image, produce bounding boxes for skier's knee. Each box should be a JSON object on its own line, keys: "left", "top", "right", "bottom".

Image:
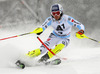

{"left": 48, "top": 44, "right": 65, "bottom": 59}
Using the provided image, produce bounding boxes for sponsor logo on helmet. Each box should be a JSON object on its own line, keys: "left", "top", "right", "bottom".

{"left": 52, "top": 5, "right": 59, "bottom": 11}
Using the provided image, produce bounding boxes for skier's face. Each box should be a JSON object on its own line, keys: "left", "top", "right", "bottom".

{"left": 52, "top": 11, "right": 61, "bottom": 20}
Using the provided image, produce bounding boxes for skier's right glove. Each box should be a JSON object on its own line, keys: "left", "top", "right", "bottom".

{"left": 30, "top": 27, "right": 43, "bottom": 35}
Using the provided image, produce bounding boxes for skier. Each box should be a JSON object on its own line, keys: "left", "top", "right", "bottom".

{"left": 16, "top": 3, "right": 85, "bottom": 68}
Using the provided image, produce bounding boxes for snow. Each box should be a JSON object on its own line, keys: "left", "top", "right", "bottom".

{"left": 0, "top": 25, "right": 100, "bottom": 74}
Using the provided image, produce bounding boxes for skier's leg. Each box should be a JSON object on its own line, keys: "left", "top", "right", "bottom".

{"left": 39, "top": 38, "right": 70, "bottom": 62}
{"left": 38, "top": 33, "right": 61, "bottom": 62}
{"left": 26, "top": 48, "right": 41, "bottom": 57}
{"left": 38, "top": 43, "right": 65, "bottom": 62}
{"left": 26, "top": 33, "right": 58, "bottom": 58}
{"left": 16, "top": 48, "right": 43, "bottom": 68}
{"left": 39, "top": 34, "right": 59, "bottom": 54}
{"left": 15, "top": 33, "right": 59, "bottom": 68}
{"left": 47, "top": 43, "right": 65, "bottom": 58}
{"left": 16, "top": 48, "right": 41, "bottom": 68}
{"left": 47, "top": 38, "right": 70, "bottom": 58}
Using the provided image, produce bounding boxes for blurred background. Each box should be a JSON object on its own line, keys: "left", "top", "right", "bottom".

{"left": 0, "top": 1, "right": 100, "bottom": 74}
{"left": 0, "top": 0, "right": 100, "bottom": 47}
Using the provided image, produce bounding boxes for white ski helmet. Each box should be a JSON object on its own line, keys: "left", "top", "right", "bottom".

{"left": 51, "top": 3, "right": 63, "bottom": 16}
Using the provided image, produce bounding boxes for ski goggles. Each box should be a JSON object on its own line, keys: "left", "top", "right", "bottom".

{"left": 52, "top": 11, "right": 60, "bottom": 16}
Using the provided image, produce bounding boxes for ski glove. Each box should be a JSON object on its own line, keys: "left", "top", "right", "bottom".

{"left": 76, "top": 30, "right": 85, "bottom": 39}
{"left": 30, "top": 27, "right": 43, "bottom": 35}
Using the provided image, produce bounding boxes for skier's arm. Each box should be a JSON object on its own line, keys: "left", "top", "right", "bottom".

{"left": 68, "top": 16, "right": 85, "bottom": 30}
{"left": 67, "top": 16, "right": 85, "bottom": 39}
{"left": 31, "top": 17, "right": 52, "bottom": 35}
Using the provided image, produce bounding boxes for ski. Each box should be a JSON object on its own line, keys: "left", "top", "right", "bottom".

{"left": 45, "top": 59, "right": 61, "bottom": 65}
{"left": 15, "top": 59, "right": 61, "bottom": 69}
{"left": 15, "top": 60, "right": 25, "bottom": 69}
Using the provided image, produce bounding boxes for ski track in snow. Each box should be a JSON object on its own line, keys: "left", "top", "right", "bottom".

{"left": 0, "top": 27, "right": 100, "bottom": 74}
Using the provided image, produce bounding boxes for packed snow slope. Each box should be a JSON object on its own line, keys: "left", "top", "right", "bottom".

{"left": 0, "top": 24, "right": 100, "bottom": 74}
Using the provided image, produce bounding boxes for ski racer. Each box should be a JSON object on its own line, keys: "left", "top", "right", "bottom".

{"left": 26, "top": 3, "right": 85, "bottom": 62}
{"left": 16, "top": 3, "right": 85, "bottom": 68}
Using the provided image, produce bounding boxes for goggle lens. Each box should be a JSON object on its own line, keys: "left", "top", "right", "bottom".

{"left": 52, "top": 11, "right": 60, "bottom": 16}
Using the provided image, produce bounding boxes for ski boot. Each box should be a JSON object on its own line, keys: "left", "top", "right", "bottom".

{"left": 38, "top": 53, "right": 61, "bottom": 65}
{"left": 38, "top": 53, "right": 49, "bottom": 63}
{"left": 15, "top": 60, "right": 25, "bottom": 69}
{"left": 45, "top": 59, "right": 61, "bottom": 65}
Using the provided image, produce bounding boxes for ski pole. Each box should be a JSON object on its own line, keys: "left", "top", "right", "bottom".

{"left": 82, "top": 34, "right": 100, "bottom": 43}
{"left": 37, "top": 36, "right": 55, "bottom": 55}
{"left": 37, "top": 36, "right": 67, "bottom": 60}
{"left": 85, "top": 37, "right": 100, "bottom": 43}
{"left": 0, "top": 32, "right": 33, "bottom": 41}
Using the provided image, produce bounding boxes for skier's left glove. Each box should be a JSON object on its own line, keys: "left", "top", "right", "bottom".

{"left": 76, "top": 30, "right": 85, "bottom": 39}
{"left": 30, "top": 27, "right": 43, "bottom": 35}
